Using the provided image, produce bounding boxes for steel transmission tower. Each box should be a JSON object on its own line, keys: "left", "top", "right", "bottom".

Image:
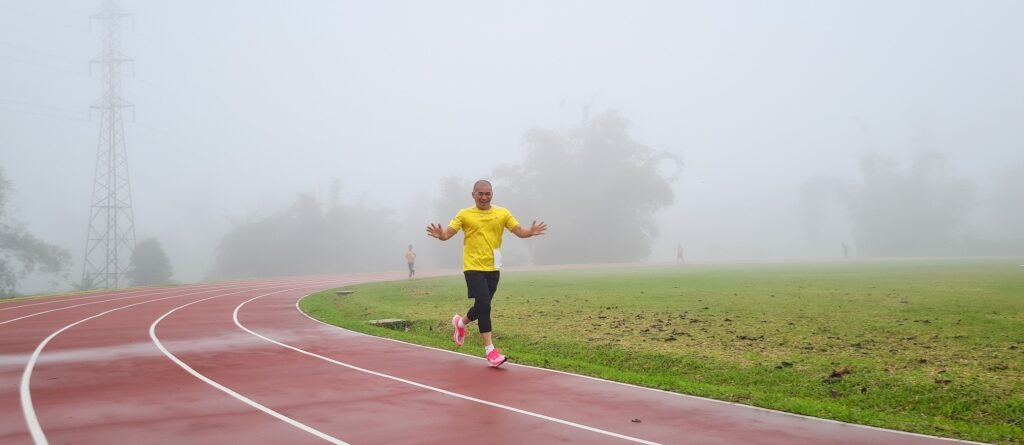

{"left": 81, "top": 0, "right": 136, "bottom": 289}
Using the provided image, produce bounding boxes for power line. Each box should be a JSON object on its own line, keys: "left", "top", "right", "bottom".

{"left": 0, "top": 106, "right": 88, "bottom": 123}
{"left": 0, "top": 40, "right": 89, "bottom": 64}
{"left": 0, "top": 97, "right": 90, "bottom": 122}
{"left": 0, "top": 54, "right": 90, "bottom": 77}
{"left": 0, "top": 97, "right": 88, "bottom": 115}
{"left": 1, "top": 4, "right": 91, "bottom": 34}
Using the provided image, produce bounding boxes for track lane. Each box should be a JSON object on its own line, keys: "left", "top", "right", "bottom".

{"left": 153, "top": 283, "right": 635, "bottom": 445}
{"left": 150, "top": 284, "right": 353, "bottom": 445}
{"left": 0, "top": 288, "right": 141, "bottom": 312}
{"left": 1, "top": 284, "right": 235, "bottom": 443}
{"left": 235, "top": 293, "right": 661, "bottom": 444}
{"left": 0, "top": 284, "right": 249, "bottom": 327}
{"left": 2, "top": 280, "right": 325, "bottom": 444}
{"left": 0, "top": 281, "right": 253, "bottom": 313}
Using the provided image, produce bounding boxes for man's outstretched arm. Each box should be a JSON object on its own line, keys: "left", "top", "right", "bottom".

{"left": 511, "top": 220, "right": 548, "bottom": 238}
{"left": 427, "top": 223, "right": 457, "bottom": 241}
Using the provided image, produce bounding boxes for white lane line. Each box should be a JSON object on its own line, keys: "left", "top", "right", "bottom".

{"left": 234, "top": 291, "right": 662, "bottom": 445}
{"left": 0, "top": 283, "right": 248, "bottom": 326}
{"left": 20, "top": 283, "right": 295, "bottom": 445}
{"left": 150, "top": 283, "right": 351, "bottom": 445}
{"left": 294, "top": 294, "right": 988, "bottom": 445}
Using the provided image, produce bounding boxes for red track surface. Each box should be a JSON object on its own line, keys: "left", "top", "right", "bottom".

{"left": 0, "top": 272, "right": 984, "bottom": 445}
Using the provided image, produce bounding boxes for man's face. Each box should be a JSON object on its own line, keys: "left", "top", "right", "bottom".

{"left": 472, "top": 184, "right": 493, "bottom": 210}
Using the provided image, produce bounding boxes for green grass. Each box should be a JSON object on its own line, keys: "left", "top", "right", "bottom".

{"left": 300, "top": 258, "right": 1024, "bottom": 444}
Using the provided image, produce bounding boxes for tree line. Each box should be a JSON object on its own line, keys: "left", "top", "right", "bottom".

{"left": 3, "top": 109, "right": 1022, "bottom": 295}
{"left": 801, "top": 154, "right": 1023, "bottom": 258}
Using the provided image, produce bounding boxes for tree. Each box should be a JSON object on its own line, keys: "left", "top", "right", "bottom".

{"left": 992, "top": 161, "right": 1024, "bottom": 242}
{"left": 492, "top": 109, "right": 681, "bottom": 264}
{"left": 839, "top": 152, "right": 973, "bottom": 257}
{"left": 968, "top": 160, "right": 1024, "bottom": 256}
{"left": 427, "top": 176, "right": 472, "bottom": 268}
{"left": 126, "top": 237, "right": 173, "bottom": 286}
{"left": 0, "top": 168, "right": 71, "bottom": 297}
{"left": 208, "top": 190, "right": 403, "bottom": 279}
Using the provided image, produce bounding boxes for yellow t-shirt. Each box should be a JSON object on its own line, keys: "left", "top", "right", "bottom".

{"left": 448, "top": 206, "right": 520, "bottom": 271}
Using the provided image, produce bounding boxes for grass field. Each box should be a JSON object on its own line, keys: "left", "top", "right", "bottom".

{"left": 300, "top": 258, "right": 1024, "bottom": 444}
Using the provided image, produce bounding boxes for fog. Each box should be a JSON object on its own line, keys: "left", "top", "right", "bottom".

{"left": 2, "top": 1, "right": 1022, "bottom": 293}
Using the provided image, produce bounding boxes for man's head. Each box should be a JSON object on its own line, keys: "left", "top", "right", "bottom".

{"left": 472, "top": 179, "right": 493, "bottom": 210}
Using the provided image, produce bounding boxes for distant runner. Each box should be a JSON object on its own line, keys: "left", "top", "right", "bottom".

{"left": 405, "top": 244, "right": 416, "bottom": 278}
{"left": 426, "top": 179, "right": 547, "bottom": 367}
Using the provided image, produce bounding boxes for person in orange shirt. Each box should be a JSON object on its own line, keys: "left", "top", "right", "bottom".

{"left": 426, "top": 179, "right": 547, "bottom": 367}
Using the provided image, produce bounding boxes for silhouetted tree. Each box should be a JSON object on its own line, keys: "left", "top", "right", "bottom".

{"left": 426, "top": 176, "right": 472, "bottom": 269}
{"left": 973, "top": 160, "right": 1024, "bottom": 255}
{"left": 992, "top": 161, "right": 1024, "bottom": 240}
{"left": 126, "top": 237, "right": 173, "bottom": 286}
{"left": 493, "top": 109, "right": 681, "bottom": 264}
{"left": 840, "top": 153, "right": 973, "bottom": 257}
{"left": 209, "top": 192, "right": 403, "bottom": 279}
{"left": 0, "top": 168, "right": 71, "bottom": 296}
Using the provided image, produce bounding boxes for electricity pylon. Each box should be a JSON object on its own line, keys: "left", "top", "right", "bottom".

{"left": 81, "top": 0, "right": 136, "bottom": 289}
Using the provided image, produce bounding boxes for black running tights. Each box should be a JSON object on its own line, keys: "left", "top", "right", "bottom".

{"left": 463, "top": 270, "right": 499, "bottom": 333}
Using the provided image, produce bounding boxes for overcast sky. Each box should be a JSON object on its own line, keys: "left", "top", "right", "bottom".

{"left": 2, "top": 1, "right": 1022, "bottom": 292}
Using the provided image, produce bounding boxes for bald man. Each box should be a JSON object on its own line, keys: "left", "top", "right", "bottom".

{"left": 426, "top": 179, "right": 547, "bottom": 367}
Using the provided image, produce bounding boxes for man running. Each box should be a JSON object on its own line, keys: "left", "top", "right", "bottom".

{"left": 426, "top": 179, "right": 547, "bottom": 367}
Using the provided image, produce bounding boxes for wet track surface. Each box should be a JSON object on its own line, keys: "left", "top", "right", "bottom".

{"left": 0, "top": 272, "right": 984, "bottom": 444}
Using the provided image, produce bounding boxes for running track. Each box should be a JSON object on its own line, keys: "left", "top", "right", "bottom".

{"left": 0, "top": 272, "right": 985, "bottom": 445}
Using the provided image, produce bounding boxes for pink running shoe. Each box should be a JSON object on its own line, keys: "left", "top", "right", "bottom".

{"left": 451, "top": 314, "right": 466, "bottom": 347}
{"left": 486, "top": 348, "right": 507, "bottom": 368}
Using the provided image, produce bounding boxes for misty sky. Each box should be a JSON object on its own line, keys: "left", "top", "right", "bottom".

{"left": 2, "top": 1, "right": 1022, "bottom": 292}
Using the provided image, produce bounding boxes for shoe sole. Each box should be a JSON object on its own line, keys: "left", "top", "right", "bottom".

{"left": 451, "top": 315, "right": 464, "bottom": 347}
{"left": 488, "top": 357, "right": 507, "bottom": 368}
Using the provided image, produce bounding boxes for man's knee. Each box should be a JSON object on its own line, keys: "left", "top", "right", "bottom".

{"left": 474, "top": 298, "right": 491, "bottom": 313}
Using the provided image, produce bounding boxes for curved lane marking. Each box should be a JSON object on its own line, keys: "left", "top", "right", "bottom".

{"left": 233, "top": 290, "right": 662, "bottom": 445}
{"left": 150, "top": 284, "right": 351, "bottom": 445}
{"left": 20, "top": 283, "right": 294, "bottom": 445}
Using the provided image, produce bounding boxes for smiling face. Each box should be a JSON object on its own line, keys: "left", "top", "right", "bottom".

{"left": 472, "top": 181, "right": 493, "bottom": 210}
